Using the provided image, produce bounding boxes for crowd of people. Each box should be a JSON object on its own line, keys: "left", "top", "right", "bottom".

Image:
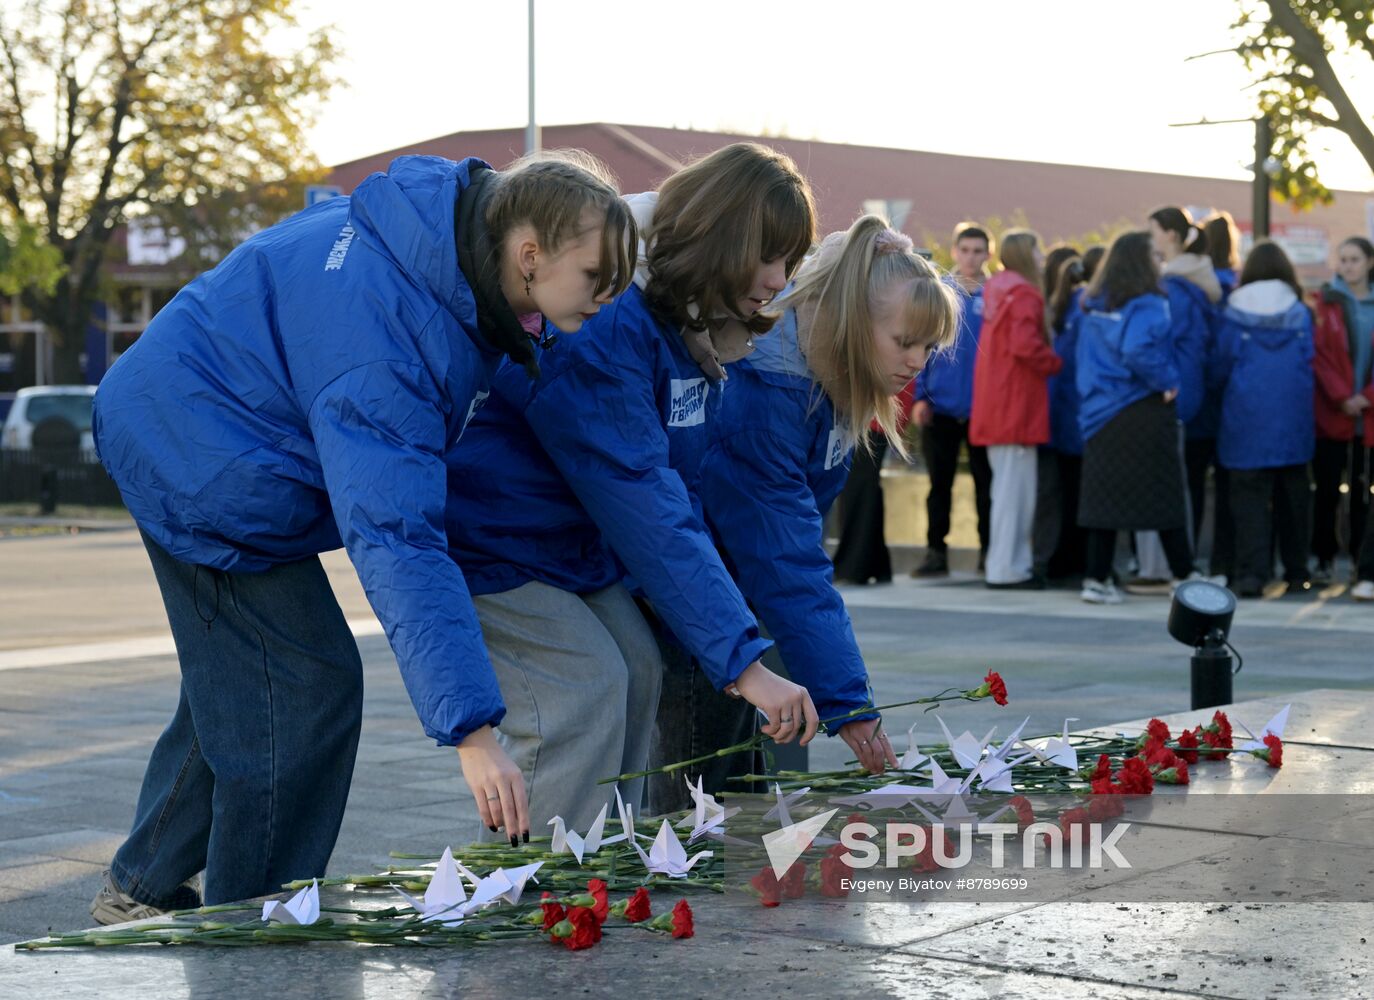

{"left": 79, "top": 137, "right": 1374, "bottom": 927}
{"left": 867, "top": 213, "right": 1374, "bottom": 604}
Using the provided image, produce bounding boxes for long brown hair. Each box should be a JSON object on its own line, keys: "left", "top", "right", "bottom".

{"left": 999, "top": 230, "right": 1042, "bottom": 285}
{"left": 1201, "top": 211, "right": 1240, "bottom": 271}
{"left": 782, "top": 215, "right": 960, "bottom": 457}
{"left": 1086, "top": 230, "right": 1162, "bottom": 311}
{"left": 644, "top": 143, "right": 816, "bottom": 336}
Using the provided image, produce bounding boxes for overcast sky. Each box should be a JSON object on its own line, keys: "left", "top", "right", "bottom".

{"left": 295, "top": 0, "right": 1372, "bottom": 191}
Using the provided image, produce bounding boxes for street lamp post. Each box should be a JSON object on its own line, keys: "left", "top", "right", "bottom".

{"left": 525, "top": 0, "right": 540, "bottom": 156}
{"left": 1169, "top": 116, "right": 1273, "bottom": 239}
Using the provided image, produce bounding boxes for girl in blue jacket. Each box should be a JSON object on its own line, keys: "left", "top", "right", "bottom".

{"left": 1209, "top": 241, "right": 1315, "bottom": 597}
{"left": 445, "top": 144, "right": 820, "bottom": 832}
{"left": 1075, "top": 230, "right": 1190, "bottom": 604}
{"left": 661, "top": 215, "right": 959, "bottom": 801}
{"left": 89, "top": 152, "right": 635, "bottom": 920}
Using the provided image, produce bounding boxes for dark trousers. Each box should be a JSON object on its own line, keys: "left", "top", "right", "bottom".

{"left": 113, "top": 532, "right": 364, "bottom": 908}
{"left": 1084, "top": 526, "right": 1192, "bottom": 582}
{"left": 1311, "top": 437, "right": 1369, "bottom": 563}
{"left": 1229, "top": 465, "right": 1312, "bottom": 587}
{"left": 832, "top": 430, "right": 891, "bottom": 583}
{"left": 1185, "top": 438, "right": 1234, "bottom": 579}
{"left": 1032, "top": 449, "right": 1085, "bottom": 578}
{"left": 919, "top": 413, "right": 992, "bottom": 552}
{"left": 646, "top": 632, "right": 758, "bottom": 815}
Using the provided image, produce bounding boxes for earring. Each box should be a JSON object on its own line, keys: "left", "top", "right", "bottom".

{"left": 523, "top": 273, "right": 532, "bottom": 295}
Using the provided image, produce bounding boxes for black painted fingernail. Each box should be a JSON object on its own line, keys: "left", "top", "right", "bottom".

{"left": 522, "top": 831, "right": 529, "bottom": 844}
{"left": 488, "top": 825, "right": 498, "bottom": 833}
{"left": 509, "top": 835, "right": 519, "bottom": 848}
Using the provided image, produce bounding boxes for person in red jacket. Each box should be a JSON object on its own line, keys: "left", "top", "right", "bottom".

{"left": 970, "top": 230, "right": 1063, "bottom": 587}
{"left": 1311, "top": 236, "right": 1374, "bottom": 586}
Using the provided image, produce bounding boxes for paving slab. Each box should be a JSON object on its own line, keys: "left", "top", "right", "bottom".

{"left": 902, "top": 901, "right": 1372, "bottom": 999}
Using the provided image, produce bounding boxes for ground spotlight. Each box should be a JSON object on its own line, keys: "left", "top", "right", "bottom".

{"left": 1168, "top": 580, "right": 1242, "bottom": 710}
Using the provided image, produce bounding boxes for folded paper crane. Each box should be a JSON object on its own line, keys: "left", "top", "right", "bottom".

{"left": 1235, "top": 704, "right": 1291, "bottom": 752}
{"left": 900, "top": 723, "right": 929, "bottom": 771}
{"left": 632, "top": 818, "right": 713, "bottom": 877}
{"left": 261, "top": 879, "right": 320, "bottom": 926}
{"left": 1021, "top": 718, "right": 1080, "bottom": 772}
{"left": 394, "top": 847, "right": 469, "bottom": 926}
{"left": 676, "top": 776, "right": 740, "bottom": 842}
{"left": 548, "top": 802, "right": 626, "bottom": 863}
{"left": 934, "top": 716, "right": 998, "bottom": 770}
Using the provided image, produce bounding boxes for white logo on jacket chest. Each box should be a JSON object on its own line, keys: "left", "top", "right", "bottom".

{"left": 668, "top": 377, "right": 707, "bottom": 427}
{"left": 462, "top": 389, "right": 490, "bottom": 434}
{"left": 323, "top": 225, "right": 356, "bottom": 271}
{"left": 824, "top": 426, "right": 847, "bottom": 470}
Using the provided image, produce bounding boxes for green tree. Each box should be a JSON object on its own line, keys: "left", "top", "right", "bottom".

{"left": 0, "top": 0, "right": 337, "bottom": 382}
{"left": 0, "top": 219, "right": 65, "bottom": 297}
{"left": 1231, "top": 0, "right": 1374, "bottom": 207}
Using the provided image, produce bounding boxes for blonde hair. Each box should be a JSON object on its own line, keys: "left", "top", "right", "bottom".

{"left": 489, "top": 148, "right": 636, "bottom": 299}
{"left": 999, "top": 229, "right": 1042, "bottom": 285}
{"left": 645, "top": 142, "right": 816, "bottom": 335}
{"left": 780, "top": 215, "right": 960, "bottom": 458}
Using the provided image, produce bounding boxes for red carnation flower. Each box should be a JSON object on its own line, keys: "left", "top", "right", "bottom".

{"left": 540, "top": 895, "right": 567, "bottom": 932}
{"left": 670, "top": 899, "right": 694, "bottom": 939}
{"left": 1115, "top": 756, "right": 1155, "bottom": 795}
{"left": 623, "top": 886, "right": 651, "bottom": 923}
{"left": 1009, "top": 795, "right": 1036, "bottom": 829}
{"left": 1091, "top": 776, "right": 1119, "bottom": 796}
{"left": 561, "top": 906, "right": 602, "bottom": 950}
{"left": 1202, "top": 711, "right": 1233, "bottom": 746}
{"left": 1154, "top": 759, "right": 1189, "bottom": 784}
{"left": 1146, "top": 745, "right": 1180, "bottom": 771}
{"left": 585, "top": 878, "right": 609, "bottom": 923}
{"left": 1146, "top": 718, "right": 1171, "bottom": 743}
{"left": 1175, "top": 728, "right": 1200, "bottom": 764}
{"left": 984, "top": 671, "right": 1009, "bottom": 705}
{"left": 750, "top": 868, "right": 783, "bottom": 907}
{"left": 1199, "top": 727, "right": 1228, "bottom": 761}
{"left": 1251, "top": 733, "right": 1284, "bottom": 768}
{"left": 780, "top": 862, "right": 807, "bottom": 899}
{"left": 1089, "top": 754, "right": 1113, "bottom": 782}
{"left": 820, "top": 853, "right": 851, "bottom": 898}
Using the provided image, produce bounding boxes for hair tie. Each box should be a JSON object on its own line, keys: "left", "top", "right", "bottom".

{"left": 874, "top": 228, "right": 914, "bottom": 256}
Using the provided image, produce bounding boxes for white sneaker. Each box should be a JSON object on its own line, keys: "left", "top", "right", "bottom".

{"left": 1081, "top": 579, "right": 1124, "bottom": 605}
{"left": 1352, "top": 580, "right": 1374, "bottom": 602}
{"left": 1170, "top": 571, "right": 1207, "bottom": 597}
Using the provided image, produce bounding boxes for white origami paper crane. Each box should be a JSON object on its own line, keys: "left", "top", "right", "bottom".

{"left": 924, "top": 757, "right": 963, "bottom": 794}
{"left": 456, "top": 860, "right": 545, "bottom": 910}
{"left": 900, "top": 723, "right": 929, "bottom": 771}
{"left": 1235, "top": 704, "right": 1291, "bottom": 752}
{"left": 762, "top": 783, "right": 811, "bottom": 827}
{"left": 1021, "top": 719, "right": 1080, "bottom": 772}
{"left": 394, "top": 846, "right": 470, "bottom": 925}
{"left": 829, "top": 783, "right": 935, "bottom": 809}
{"left": 987, "top": 717, "right": 1033, "bottom": 762}
{"left": 632, "top": 818, "right": 713, "bottom": 877}
{"left": 934, "top": 715, "right": 998, "bottom": 770}
{"left": 261, "top": 879, "right": 320, "bottom": 925}
{"left": 676, "top": 776, "right": 740, "bottom": 842}
{"left": 548, "top": 802, "right": 626, "bottom": 863}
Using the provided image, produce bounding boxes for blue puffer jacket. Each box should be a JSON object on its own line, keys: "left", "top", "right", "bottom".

{"left": 445, "top": 282, "right": 772, "bottom": 690}
{"left": 1163, "top": 274, "right": 1216, "bottom": 429}
{"left": 94, "top": 155, "right": 508, "bottom": 747}
{"left": 1048, "top": 287, "right": 1085, "bottom": 455}
{"left": 696, "top": 309, "right": 875, "bottom": 728}
{"left": 1209, "top": 280, "right": 1315, "bottom": 470}
{"left": 1215, "top": 267, "right": 1238, "bottom": 302}
{"left": 1076, "top": 292, "right": 1177, "bottom": 442}
{"left": 914, "top": 285, "right": 982, "bottom": 419}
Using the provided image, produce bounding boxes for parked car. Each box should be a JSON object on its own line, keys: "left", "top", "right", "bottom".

{"left": 1, "top": 385, "right": 98, "bottom": 452}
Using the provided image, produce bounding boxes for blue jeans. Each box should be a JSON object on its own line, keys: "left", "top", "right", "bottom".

{"left": 111, "top": 532, "right": 363, "bottom": 907}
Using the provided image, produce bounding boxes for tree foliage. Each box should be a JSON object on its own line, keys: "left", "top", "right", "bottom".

{"left": 0, "top": 0, "right": 337, "bottom": 380}
{"left": 1233, "top": 0, "right": 1374, "bottom": 207}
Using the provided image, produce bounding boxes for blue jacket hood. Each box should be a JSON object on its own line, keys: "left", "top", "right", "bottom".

{"left": 1224, "top": 281, "right": 1309, "bottom": 349}
{"left": 749, "top": 307, "right": 813, "bottom": 379}
{"left": 350, "top": 155, "right": 479, "bottom": 332}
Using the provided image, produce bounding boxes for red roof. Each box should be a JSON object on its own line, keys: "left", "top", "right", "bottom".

{"left": 327, "top": 122, "right": 1370, "bottom": 275}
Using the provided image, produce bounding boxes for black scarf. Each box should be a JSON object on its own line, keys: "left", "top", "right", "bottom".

{"left": 454, "top": 166, "right": 541, "bottom": 379}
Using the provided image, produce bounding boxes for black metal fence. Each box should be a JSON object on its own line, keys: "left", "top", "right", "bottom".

{"left": 0, "top": 449, "right": 124, "bottom": 508}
